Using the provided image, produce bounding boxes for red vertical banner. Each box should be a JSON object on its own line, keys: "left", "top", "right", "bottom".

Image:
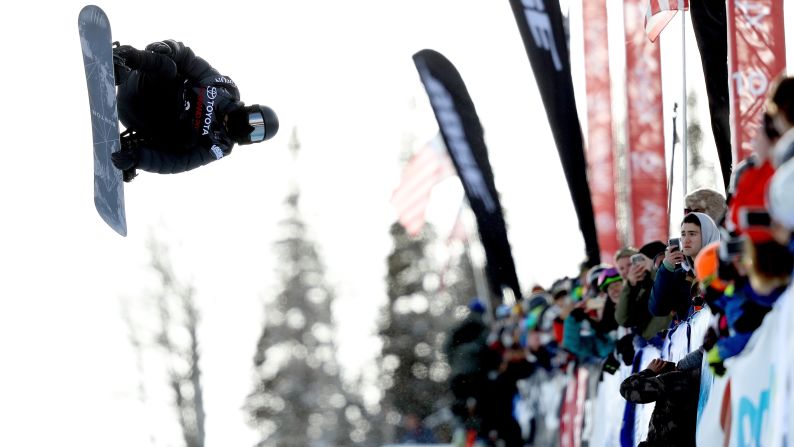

{"left": 582, "top": 0, "right": 620, "bottom": 262}
{"left": 728, "top": 0, "right": 787, "bottom": 164}
{"left": 624, "top": 0, "right": 669, "bottom": 246}
{"left": 559, "top": 366, "right": 590, "bottom": 447}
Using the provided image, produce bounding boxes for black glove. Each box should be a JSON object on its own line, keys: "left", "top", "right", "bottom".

{"left": 112, "top": 146, "right": 138, "bottom": 171}
{"left": 601, "top": 353, "right": 620, "bottom": 375}
{"left": 113, "top": 45, "right": 143, "bottom": 70}
{"left": 570, "top": 308, "right": 587, "bottom": 322}
{"left": 145, "top": 41, "right": 172, "bottom": 55}
{"left": 702, "top": 326, "right": 719, "bottom": 352}
{"left": 616, "top": 334, "right": 636, "bottom": 366}
{"left": 122, "top": 168, "right": 138, "bottom": 183}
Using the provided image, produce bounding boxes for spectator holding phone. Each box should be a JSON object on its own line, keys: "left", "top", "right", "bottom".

{"left": 616, "top": 241, "right": 673, "bottom": 340}
{"left": 614, "top": 247, "right": 638, "bottom": 280}
{"left": 562, "top": 264, "right": 616, "bottom": 362}
{"left": 649, "top": 212, "right": 721, "bottom": 321}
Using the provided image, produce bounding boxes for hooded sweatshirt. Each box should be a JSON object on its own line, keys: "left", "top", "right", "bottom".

{"left": 649, "top": 213, "right": 721, "bottom": 320}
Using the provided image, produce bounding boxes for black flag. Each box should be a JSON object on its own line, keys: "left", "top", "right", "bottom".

{"left": 413, "top": 49, "right": 522, "bottom": 306}
{"left": 690, "top": 0, "right": 732, "bottom": 190}
{"left": 508, "top": 0, "right": 600, "bottom": 266}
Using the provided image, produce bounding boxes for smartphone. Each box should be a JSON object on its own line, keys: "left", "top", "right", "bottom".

{"left": 668, "top": 238, "right": 680, "bottom": 252}
{"left": 630, "top": 253, "right": 645, "bottom": 265}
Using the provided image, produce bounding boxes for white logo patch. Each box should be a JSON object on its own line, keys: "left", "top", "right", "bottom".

{"left": 210, "top": 145, "right": 224, "bottom": 160}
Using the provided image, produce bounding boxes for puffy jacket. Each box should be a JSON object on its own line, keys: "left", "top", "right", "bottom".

{"left": 712, "top": 283, "right": 786, "bottom": 361}
{"left": 118, "top": 40, "right": 243, "bottom": 174}
{"left": 648, "top": 264, "right": 696, "bottom": 321}
{"left": 617, "top": 269, "right": 672, "bottom": 339}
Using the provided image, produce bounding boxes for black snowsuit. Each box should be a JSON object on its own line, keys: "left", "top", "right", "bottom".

{"left": 117, "top": 40, "right": 242, "bottom": 174}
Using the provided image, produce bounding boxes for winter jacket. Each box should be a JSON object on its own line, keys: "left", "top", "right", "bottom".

{"left": 561, "top": 314, "right": 615, "bottom": 361}
{"left": 648, "top": 264, "right": 696, "bottom": 321}
{"left": 711, "top": 283, "right": 786, "bottom": 361}
{"left": 620, "top": 350, "right": 702, "bottom": 447}
{"left": 650, "top": 212, "right": 721, "bottom": 321}
{"left": 444, "top": 312, "right": 500, "bottom": 420}
{"left": 118, "top": 40, "right": 243, "bottom": 174}
{"left": 617, "top": 269, "right": 673, "bottom": 339}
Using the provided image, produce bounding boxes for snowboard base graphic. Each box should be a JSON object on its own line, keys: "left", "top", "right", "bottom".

{"left": 78, "top": 4, "right": 127, "bottom": 236}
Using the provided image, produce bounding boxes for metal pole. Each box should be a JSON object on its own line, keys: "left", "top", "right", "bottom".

{"left": 460, "top": 202, "right": 494, "bottom": 324}
{"left": 668, "top": 103, "right": 678, "bottom": 219}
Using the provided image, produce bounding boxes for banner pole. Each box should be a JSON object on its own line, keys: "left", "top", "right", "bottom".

{"left": 668, "top": 103, "right": 678, "bottom": 220}
{"left": 460, "top": 202, "right": 494, "bottom": 323}
{"left": 682, "top": 9, "right": 688, "bottom": 198}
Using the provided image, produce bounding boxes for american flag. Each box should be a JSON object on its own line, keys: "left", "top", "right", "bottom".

{"left": 645, "top": 0, "right": 689, "bottom": 42}
{"left": 391, "top": 136, "right": 456, "bottom": 236}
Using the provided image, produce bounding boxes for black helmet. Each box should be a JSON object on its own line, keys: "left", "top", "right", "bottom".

{"left": 236, "top": 104, "right": 279, "bottom": 145}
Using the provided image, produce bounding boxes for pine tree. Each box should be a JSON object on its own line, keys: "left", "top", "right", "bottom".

{"left": 378, "top": 222, "right": 476, "bottom": 442}
{"left": 686, "top": 92, "right": 718, "bottom": 189}
{"left": 246, "top": 130, "right": 374, "bottom": 446}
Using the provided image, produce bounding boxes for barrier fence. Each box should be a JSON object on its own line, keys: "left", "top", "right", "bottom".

{"left": 512, "top": 284, "right": 794, "bottom": 446}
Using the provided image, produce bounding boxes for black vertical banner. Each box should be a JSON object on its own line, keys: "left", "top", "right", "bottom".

{"left": 690, "top": 0, "right": 732, "bottom": 190}
{"left": 413, "top": 49, "right": 522, "bottom": 306}
{"left": 508, "top": 0, "right": 600, "bottom": 266}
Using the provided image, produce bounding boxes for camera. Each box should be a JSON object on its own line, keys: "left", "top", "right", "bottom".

{"left": 630, "top": 253, "right": 645, "bottom": 265}
{"left": 720, "top": 234, "right": 745, "bottom": 260}
{"left": 739, "top": 208, "right": 772, "bottom": 229}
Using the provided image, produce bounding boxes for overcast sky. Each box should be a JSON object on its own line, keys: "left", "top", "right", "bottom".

{"left": 0, "top": 1, "right": 791, "bottom": 446}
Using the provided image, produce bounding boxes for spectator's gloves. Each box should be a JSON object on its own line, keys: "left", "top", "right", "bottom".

{"left": 601, "top": 352, "right": 621, "bottom": 375}
{"left": 570, "top": 308, "right": 587, "bottom": 322}
{"left": 702, "top": 326, "right": 719, "bottom": 352}
{"left": 113, "top": 45, "right": 144, "bottom": 70}
{"left": 707, "top": 346, "right": 726, "bottom": 377}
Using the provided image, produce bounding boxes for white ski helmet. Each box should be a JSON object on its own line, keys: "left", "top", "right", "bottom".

{"left": 768, "top": 159, "right": 794, "bottom": 230}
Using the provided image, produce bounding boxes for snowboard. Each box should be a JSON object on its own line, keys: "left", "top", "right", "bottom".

{"left": 78, "top": 5, "right": 127, "bottom": 236}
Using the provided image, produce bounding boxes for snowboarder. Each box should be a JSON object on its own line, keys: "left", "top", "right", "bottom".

{"left": 111, "top": 40, "right": 278, "bottom": 181}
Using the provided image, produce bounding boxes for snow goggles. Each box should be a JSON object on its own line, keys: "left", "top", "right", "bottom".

{"left": 248, "top": 111, "right": 267, "bottom": 143}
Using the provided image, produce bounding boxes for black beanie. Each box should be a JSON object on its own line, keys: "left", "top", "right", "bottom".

{"left": 639, "top": 240, "right": 667, "bottom": 261}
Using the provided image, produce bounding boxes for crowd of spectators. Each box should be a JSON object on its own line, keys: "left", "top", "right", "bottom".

{"left": 441, "top": 76, "right": 794, "bottom": 447}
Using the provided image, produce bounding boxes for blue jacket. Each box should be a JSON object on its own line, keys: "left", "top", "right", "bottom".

{"left": 562, "top": 316, "right": 615, "bottom": 361}
{"left": 713, "top": 283, "right": 786, "bottom": 360}
{"left": 648, "top": 263, "right": 695, "bottom": 321}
